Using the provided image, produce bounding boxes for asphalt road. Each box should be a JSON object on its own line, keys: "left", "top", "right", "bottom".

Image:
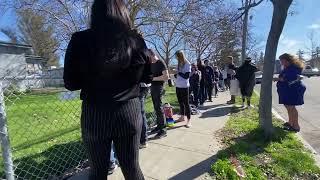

{"left": 256, "top": 76, "right": 320, "bottom": 153}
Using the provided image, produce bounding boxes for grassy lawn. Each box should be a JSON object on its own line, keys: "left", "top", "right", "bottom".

{"left": 0, "top": 86, "right": 178, "bottom": 179}
{"left": 211, "top": 94, "right": 320, "bottom": 180}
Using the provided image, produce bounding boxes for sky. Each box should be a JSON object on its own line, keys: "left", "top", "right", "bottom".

{"left": 248, "top": 0, "right": 320, "bottom": 59}
{"left": 0, "top": 0, "right": 320, "bottom": 61}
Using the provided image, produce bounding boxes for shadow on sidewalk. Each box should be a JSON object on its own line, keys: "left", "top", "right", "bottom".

{"left": 199, "top": 106, "right": 234, "bottom": 118}
{"left": 198, "top": 103, "right": 226, "bottom": 111}
{"left": 168, "top": 155, "right": 217, "bottom": 180}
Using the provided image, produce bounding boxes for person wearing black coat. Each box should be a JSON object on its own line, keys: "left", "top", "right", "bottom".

{"left": 235, "top": 57, "right": 258, "bottom": 107}
{"left": 204, "top": 60, "right": 214, "bottom": 102}
{"left": 63, "top": 0, "right": 152, "bottom": 179}
{"left": 197, "top": 59, "right": 206, "bottom": 106}
{"left": 189, "top": 63, "right": 202, "bottom": 107}
{"left": 213, "top": 66, "right": 220, "bottom": 97}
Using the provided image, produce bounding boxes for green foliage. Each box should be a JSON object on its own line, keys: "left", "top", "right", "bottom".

{"left": 211, "top": 94, "right": 320, "bottom": 180}
{"left": 211, "top": 159, "right": 239, "bottom": 180}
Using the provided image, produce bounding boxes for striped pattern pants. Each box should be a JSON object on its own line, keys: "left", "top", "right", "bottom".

{"left": 81, "top": 98, "right": 145, "bottom": 180}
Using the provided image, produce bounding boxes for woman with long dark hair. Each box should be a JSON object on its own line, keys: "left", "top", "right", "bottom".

{"left": 275, "top": 53, "right": 306, "bottom": 132}
{"left": 64, "top": 0, "right": 152, "bottom": 179}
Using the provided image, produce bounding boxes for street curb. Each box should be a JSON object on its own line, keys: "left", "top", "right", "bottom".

{"left": 271, "top": 109, "right": 320, "bottom": 167}
{"left": 254, "top": 90, "right": 320, "bottom": 167}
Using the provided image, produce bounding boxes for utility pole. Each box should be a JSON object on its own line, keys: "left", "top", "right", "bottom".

{"left": 241, "top": 0, "right": 249, "bottom": 63}
{"left": 238, "top": 0, "right": 265, "bottom": 63}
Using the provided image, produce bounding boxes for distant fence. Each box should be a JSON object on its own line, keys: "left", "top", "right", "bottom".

{"left": 0, "top": 70, "right": 156, "bottom": 180}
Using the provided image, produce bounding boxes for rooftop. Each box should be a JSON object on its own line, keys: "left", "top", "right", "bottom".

{"left": 0, "top": 41, "right": 32, "bottom": 49}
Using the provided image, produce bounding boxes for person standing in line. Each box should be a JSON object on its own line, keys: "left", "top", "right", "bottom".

{"left": 222, "top": 68, "right": 228, "bottom": 90}
{"left": 139, "top": 82, "right": 150, "bottom": 149}
{"left": 235, "top": 57, "right": 258, "bottom": 108}
{"left": 218, "top": 67, "right": 225, "bottom": 91}
{"left": 213, "top": 66, "right": 220, "bottom": 97}
{"left": 275, "top": 53, "right": 306, "bottom": 132}
{"left": 150, "top": 49, "right": 170, "bottom": 139}
{"left": 189, "top": 63, "right": 202, "bottom": 107}
{"left": 204, "top": 60, "right": 214, "bottom": 102}
{"left": 64, "top": 0, "right": 153, "bottom": 179}
{"left": 226, "top": 56, "right": 238, "bottom": 104}
{"left": 175, "top": 50, "right": 192, "bottom": 127}
{"left": 197, "top": 59, "right": 206, "bottom": 106}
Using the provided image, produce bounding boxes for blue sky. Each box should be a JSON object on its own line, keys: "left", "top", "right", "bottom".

{"left": 1, "top": 0, "right": 319, "bottom": 60}
{"left": 249, "top": 0, "right": 320, "bottom": 59}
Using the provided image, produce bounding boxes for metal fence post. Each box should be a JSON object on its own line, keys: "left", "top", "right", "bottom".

{"left": 0, "top": 83, "right": 15, "bottom": 180}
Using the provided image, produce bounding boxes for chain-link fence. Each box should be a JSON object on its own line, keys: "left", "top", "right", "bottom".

{"left": 0, "top": 66, "right": 157, "bottom": 180}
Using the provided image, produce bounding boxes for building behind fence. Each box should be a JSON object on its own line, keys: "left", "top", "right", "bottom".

{"left": 0, "top": 72, "right": 157, "bottom": 180}
{"left": 0, "top": 41, "right": 157, "bottom": 180}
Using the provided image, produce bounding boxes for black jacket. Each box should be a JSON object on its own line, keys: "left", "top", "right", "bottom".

{"left": 204, "top": 66, "right": 214, "bottom": 84}
{"left": 64, "top": 29, "right": 153, "bottom": 104}
{"left": 235, "top": 62, "right": 258, "bottom": 96}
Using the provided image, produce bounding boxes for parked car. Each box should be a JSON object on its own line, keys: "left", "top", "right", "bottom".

{"left": 255, "top": 71, "right": 263, "bottom": 84}
{"left": 302, "top": 65, "right": 320, "bottom": 77}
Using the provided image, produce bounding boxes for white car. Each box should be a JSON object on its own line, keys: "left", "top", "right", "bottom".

{"left": 302, "top": 66, "right": 320, "bottom": 77}
{"left": 255, "top": 71, "right": 263, "bottom": 84}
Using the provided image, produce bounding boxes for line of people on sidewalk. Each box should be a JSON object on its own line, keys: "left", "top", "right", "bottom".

{"left": 62, "top": 0, "right": 263, "bottom": 179}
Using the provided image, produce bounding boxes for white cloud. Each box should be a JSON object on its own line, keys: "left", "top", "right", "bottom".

{"left": 280, "top": 37, "right": 301, "bottom": 50}
{"left": 308, "top": 23, "right": 320, "bottom": 29}
{"left": 277, "top": 36, "right": 303, "bottom": 58}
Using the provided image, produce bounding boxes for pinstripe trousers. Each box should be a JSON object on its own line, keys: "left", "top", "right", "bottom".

{"left": 81, "top": 98, "right": 145, "bottom": 180}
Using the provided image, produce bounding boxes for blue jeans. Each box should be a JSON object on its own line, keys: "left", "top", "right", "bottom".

{"left": 139, "top": 87, "right": 149, "bottom": 144}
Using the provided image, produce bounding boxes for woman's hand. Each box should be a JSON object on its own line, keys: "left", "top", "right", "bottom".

{"left": 274, "top": 77, "right": 284, "bottom": 82}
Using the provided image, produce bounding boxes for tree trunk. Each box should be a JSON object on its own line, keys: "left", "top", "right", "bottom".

{"left": 259, "top": 0, "right": 293, "bottom": 138}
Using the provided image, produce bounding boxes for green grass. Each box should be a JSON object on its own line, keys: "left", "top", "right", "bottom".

{"left": 0, "top": 86, "right": 178, "bottom": 179}
{"left": 211, "top": 94, "right": 320, "bottom": 180}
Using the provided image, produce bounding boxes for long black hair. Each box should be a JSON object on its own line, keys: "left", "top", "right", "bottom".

{"left": 90, "top": 0, "right": 132, "bottom": 30}
{"left": 90, "top": 0, "right": 142, "bottom": 74}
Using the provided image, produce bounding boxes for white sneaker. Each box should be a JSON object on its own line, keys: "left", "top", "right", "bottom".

{"left": 185, "top": 121, "right": 192, "bottom": 128}
{"left": 247, "top": 105, "right": 254, "bottom": 109}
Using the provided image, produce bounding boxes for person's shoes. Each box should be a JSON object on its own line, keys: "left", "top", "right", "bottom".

{"left": 284, "top": 126, "right": 300, "bottom": 133}
{"left": 108, "top": 162, "right": 118, "bottom": 175}
{"left": 139, "top": 142, "right": 148, "bottom": 149}
{"left": 209, "top": 99, "right": 213, "bottom": 102}
{"left": 185, "top": 121, "right": 192, "bottom": 128}
{"left": 155, "top": 130, "right": 167, "bottom": 139}
{"left": 283, "top": 122, "right": 291, "bottom": 128}
{"left": 150, "top": 127, "right": 160, "bottom": 134}
{"left": 227, "top": 100, "right": 235, "bottom": 104}
{"left": 241, "top": 102, "right": 245, "bottom": 108}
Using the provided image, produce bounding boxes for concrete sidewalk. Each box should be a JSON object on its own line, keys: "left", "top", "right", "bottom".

{"left": 69, "top": 92, "right": 232, "bottom": 180}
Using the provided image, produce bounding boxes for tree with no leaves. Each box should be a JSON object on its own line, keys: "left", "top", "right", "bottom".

{"left": 259, "top": 0, "right": 293, "bottom": 137}
{"left": 17, "top": 9, "right": 60, "bottom": 67}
